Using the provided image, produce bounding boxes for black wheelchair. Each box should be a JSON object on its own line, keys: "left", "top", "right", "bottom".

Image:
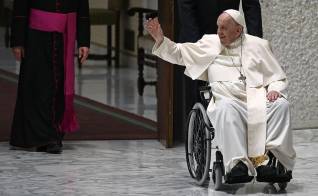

{"left": 185, "top": 86, "right": 290, "bottom": 190}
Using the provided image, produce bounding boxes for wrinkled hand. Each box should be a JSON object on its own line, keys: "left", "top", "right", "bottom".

{"left": 12, "top": 47, "right": 24, "bottom": 61}
{"left": 267, "top": 90, "right": 281, "bottom": 102}
{"left": 145, "top": 17, "right": 164, "bottom": 44}
{"left": 78, "top": 47, "right": 89, "bottom": 64}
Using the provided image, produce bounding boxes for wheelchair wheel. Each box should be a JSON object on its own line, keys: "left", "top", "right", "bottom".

{"left": 278, "top": 182, "right": 288, "bottom": 190}
{"left": 213, "top": 163, "right": 223, "bottom": 190}
{"left": 185, "top": 103, "right": 211, "bottom": 186}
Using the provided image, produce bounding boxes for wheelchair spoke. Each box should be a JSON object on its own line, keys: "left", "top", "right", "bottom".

{"left": 186, "top": 105, "right": 212, "bottom": 185}
{"left": 189, "top": 110, "right": 208, "bottom": 180}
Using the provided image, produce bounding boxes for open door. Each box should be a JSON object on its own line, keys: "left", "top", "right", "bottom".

{"left": 157, "top": 0, "right": 175, "bottom": 147}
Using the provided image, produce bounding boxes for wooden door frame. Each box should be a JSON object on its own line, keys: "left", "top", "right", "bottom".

{"left": 157, "top": 0, "right": 175, "bottom": 147}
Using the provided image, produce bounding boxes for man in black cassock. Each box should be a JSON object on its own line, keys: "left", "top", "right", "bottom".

{"left": 10, "top": 0, "right": 90, "bottom": 153}
{"left": 173, "top": 0, "right": 263, "bottom": 141}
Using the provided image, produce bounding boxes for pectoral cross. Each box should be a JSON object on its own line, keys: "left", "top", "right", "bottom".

{"left": 239, "top": 73, "right": 246, "bottom": 86}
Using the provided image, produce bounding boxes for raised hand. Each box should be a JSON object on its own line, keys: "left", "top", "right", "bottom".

{"left": 145, "top": 17, "right": 164, "bottom": 45}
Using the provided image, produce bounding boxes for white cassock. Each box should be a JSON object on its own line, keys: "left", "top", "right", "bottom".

{"left": 152, "top": 34, "right": 296, "bottom": 176}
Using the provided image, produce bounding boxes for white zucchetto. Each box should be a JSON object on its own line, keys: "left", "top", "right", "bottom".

{"left": 223, "top": 9, "right": 245, "bottom": 27}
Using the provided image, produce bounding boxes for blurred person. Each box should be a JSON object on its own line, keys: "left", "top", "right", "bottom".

{"left": 10, "top": 0, "right": 90, "bottom": 154}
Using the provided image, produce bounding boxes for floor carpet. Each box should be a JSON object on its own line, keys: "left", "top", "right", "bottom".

{"left": 0, "top": 69, "right": 157, "bottom": 141}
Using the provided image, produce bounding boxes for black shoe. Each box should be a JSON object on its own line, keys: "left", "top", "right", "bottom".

{"left": 58, "top": 133, "right": 65, "bottom": 147}
{"left": 45, "top": 143, "right": 62, "bottom": 154}
{"left": 36, "top": 145, "right": 48, "bottom": 152}
{"left": 225, "top": 161, "right": 253, "bottom": 184}
{"left": 58, "top": 140, "right": 63, "bottom": 148}
{"left": 276, "top": 162, "right": 292, "bottom": 182}
{"left": 36, "top": 143, "right": 62, "bottom": 154}
{"left": 256, "top": 165, "right": 292, "bottom": 182}
{"left": 256, "top": 152, "right": 292, "bottom": 183}
{"left": 256, "top": 165, "right": 276, "bottom": 182}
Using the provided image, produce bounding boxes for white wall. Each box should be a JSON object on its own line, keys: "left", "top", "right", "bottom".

{"left": 260, "top": 0, "right": 318, "bottom": 129}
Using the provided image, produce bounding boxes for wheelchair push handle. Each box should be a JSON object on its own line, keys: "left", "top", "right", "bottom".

{"left": 199, "top": 85, "right": 214, "bottom": 107}
{"left": 198, "top": 85, "right": 211, "bottom": 92}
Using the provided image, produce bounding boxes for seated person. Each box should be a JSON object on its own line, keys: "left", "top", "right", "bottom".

{"left": 145, "top": 9, "right": 296, "bottom": 183}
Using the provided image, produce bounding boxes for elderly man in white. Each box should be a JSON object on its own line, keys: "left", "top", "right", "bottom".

{"left": 146, "top": 9, "right": 296, "bottom": 183}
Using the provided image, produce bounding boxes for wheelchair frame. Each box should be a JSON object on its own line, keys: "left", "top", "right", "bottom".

{"left": 185, "top": 85, "right": 289, "bottom": 190}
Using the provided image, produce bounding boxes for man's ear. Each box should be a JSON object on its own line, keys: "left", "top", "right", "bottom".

{"left": 237, "top": 26, "right": 243, "bottom": 33}
{"left": 237, "top": 27, "right": 243, "bottom": 37}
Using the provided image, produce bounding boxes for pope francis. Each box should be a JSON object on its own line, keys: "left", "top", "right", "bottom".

{"left": 145, "top": 9, "right": 296, "bottom": 182}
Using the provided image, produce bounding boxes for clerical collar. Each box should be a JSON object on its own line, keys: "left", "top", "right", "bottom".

{"left": 225, "top": 34, "right": 246, "bottom": 49}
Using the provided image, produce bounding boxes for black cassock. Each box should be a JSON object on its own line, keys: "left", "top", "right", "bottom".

{"left": 10, "top": 0, "right": 90, "bottom": 148}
